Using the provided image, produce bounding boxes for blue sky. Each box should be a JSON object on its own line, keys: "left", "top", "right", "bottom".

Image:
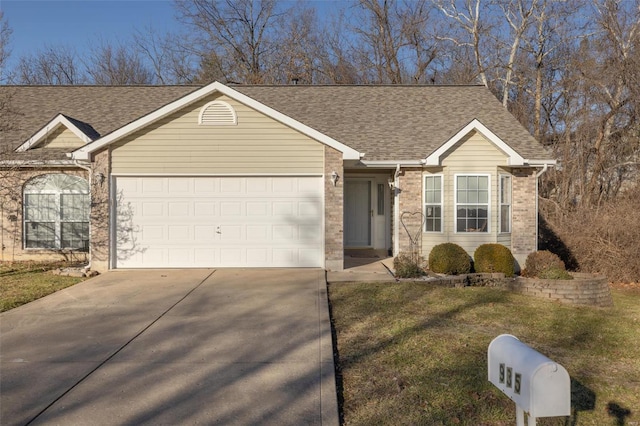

{"left": 1, "top": 1, "right": 179, "bottom": 69}
{"left": 1, "top": 0, "right": 342, "bottom": 72}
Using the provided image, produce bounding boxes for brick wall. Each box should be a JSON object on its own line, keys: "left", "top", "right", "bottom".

{"left": 324, "top": 147, "right": 343, "bottom": 271}
{"left": 397, "top": 168, "right": 423, "bottom": 255}
{"left": 511, "top": 168, "right": 537, "bottom": 267}
{"left": 89, "top": 149, "right": 110, "bottom": 272}
{"left": 420, "top": 273, "right": 613, "bottom": 308}
{"left": 507, "top": 273, "right": 613, "bottom": 307}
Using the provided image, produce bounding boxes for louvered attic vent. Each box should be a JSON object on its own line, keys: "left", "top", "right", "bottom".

{"left": 199, "top": 101, "right": 237, "bottom": 125}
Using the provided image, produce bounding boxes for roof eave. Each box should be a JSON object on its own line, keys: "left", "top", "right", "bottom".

{"left": 16, "top": 113, "right": 95, "bottom": 152}
{"left": 424, "top": 118, "right": 528, "bottom": 167}
{"left": 72, "top": 81, "right": 363, "bottom": 161}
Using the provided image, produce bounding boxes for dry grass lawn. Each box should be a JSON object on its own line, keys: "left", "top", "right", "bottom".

{"left": 0, "top": 262, "right": 87, "bottom": 312}
{"left": 329, "top": 282, "right": 640, "bottom": 426}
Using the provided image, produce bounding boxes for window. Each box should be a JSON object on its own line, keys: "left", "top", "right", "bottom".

{"left": 377, "top": 183, "right": 385, "bottom": 215}
{"left": 500, "top": 175, "right": 512, "bottom": 233}
{"left": 424, "top": 175, "right": 442, "bottom": 232}
{"left": 24, "top": 174, "right": 90, "bottom": 250}
{"left": 456, "top": 175, "right": 489, "bottom": 233}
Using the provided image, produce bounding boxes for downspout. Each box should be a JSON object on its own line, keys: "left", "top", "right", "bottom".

{"left": 535, "top": 164, "right": 549, "bottom": 252}
{"left": 393, "top": 164, "right": 401, "bottom": 256}
{"left": 74, "top": 160, "right": 93, "bottom": 270}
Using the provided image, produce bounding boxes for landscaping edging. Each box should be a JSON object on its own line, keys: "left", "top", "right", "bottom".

{"left": 422, "top": 272, "right": 613, "bottom": 307}
{"left": 506, "top": 273, "right": 613, "bottom": 307}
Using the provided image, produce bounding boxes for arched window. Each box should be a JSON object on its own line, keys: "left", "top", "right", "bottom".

{"left": 23, "top": 174, "right": 90, "bottom": 250}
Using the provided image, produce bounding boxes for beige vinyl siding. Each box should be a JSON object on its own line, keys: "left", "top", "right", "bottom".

{"left": 422, "top": 131, "right": 512, "bottom": 259}
{"left": 41, "top": 126, "right": 85, "bottom": 149}
{"left": 111, "top": 94, "right": 324, "bottom": 174}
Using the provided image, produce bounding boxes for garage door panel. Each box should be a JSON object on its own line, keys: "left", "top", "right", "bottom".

{"left": 114, "top": 176, "right": 323, "bottom": 268}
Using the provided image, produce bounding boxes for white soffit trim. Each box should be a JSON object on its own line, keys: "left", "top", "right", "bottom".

{"left": 360, "top": 160, "right": 423, "bottom": 168}
{"left": 72, "top": 81, "right": 363, "bottom": 161}
{"left": 424, "top": 119, "right": 525, "bottom": 166}
{"left": 16, "top": 114, "right": 94, "bottom": 152}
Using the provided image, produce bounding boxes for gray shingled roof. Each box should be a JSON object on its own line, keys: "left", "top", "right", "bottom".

{"left": 0, "top": 85, "right": 198, "bottom": 160}
{"left": 234, "top": 85, "right": 551, "bottom": 162}
{"left": 0, "top": 84, "right": 552, "bottom": 163}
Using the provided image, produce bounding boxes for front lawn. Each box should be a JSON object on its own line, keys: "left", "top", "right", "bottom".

{"left": 329, "top": 282, "right": 640, "bottom": 425}
{"left": 0, "top": 262, "right": 88, "bottom": 312}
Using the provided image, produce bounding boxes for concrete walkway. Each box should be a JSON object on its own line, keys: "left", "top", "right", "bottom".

{"left": 0, "top": 269, "right": 337, "bottom": 425}
{"left": 327, "top": 256, "right": 396, "bottom": 283}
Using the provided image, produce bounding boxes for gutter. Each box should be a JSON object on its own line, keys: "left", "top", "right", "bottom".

{"left": 393, "top": 164, "right": 401, "bottom": 257}
{"left": 0, "top": 159, "right": 79, "bottom": 167}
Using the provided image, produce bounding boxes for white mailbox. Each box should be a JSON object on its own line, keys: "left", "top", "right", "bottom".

{"left": 488, "top": 334, "right": 570, "bottom": 424}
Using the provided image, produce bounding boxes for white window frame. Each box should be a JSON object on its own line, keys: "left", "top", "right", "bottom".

{"left": 423, "top": 174, "right": 443, "bottom": 233}
{"left": 454, "top": 174, "right": 491, "bottom": 233}
{"left": 499, "top": 174, "right": 512, "bottom": 234}
{"left": 23, "top": 175, "right": 90, "bottom": 250}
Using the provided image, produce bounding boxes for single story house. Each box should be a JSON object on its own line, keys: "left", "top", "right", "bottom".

{"left": 0, "top": 82, "right": 555, "bottom": 271}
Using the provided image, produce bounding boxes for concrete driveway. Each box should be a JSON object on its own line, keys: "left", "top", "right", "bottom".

{"left": 0, "top": 269, "right": 338, "bottom": 425}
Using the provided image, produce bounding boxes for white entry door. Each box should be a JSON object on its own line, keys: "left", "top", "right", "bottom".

{"left": 344, "top": 180, "right": 372, "bottom": 247}
{"left": 113, "top": 176, "right": 323, "bottom": 268}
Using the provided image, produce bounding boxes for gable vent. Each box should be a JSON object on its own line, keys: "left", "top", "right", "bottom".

{"left": 199, "top": 101, "right": 237, "bottom": 125}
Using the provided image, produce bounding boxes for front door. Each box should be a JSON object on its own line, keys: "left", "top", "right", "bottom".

{"left": 344, "top": 180, "right": 372, "bottom": 247}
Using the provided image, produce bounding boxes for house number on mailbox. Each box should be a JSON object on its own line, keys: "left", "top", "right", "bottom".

{"left": 498, "top": 363, "right": 521, "bottom": 395}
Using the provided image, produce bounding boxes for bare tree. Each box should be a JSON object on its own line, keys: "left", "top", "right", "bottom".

{"left": 175, "top": 0, "right": 288, "bottom": 84}
{"left": 133, "top": 25, "right": 199, "bottom": 84}
{"left": 434, "top": 0, "right": 490, "bottom": 86}
{"left": 316, "top": 11, "right": 362, "bottom": 84}
{"left": 13, "top": 45, "right": 84, "bottom": 85}
{"left": 273, "top": 6, "right": 324, "bottom": 84}
{"left": 350, "top": 0, "right": 439, "bottom": 84}
{"left": 0, "top": 11, "right": 12, "bottom": 83}
{"left": 85, "top": 41, "right": 154, "bottom": 85}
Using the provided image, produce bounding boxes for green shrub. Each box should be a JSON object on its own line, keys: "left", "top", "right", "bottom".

{"left": 473, "top": 244, "right": 516, "bottom": 277}
{"left": 523, "top": 250, "right": 567, "bottom": 278}
{"left": 393, "top": 252, "right": 425, "bottom": 278}
{"left": 537, "top": 266, "right": 574, "bottom": 280}
{"left": 428, "top": 243, "right": 471, "bottom": 275}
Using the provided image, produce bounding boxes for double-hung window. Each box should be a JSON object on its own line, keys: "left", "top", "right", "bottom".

{"left": 456, "top": 175, "right": 489, "bottom": 233}
{"left": 499, "top": 175, "right": 512, "bottom": 233}
{"left": 24, "top": 174, "right": 90, "bottom": 250}
{"left": 424, "top": 175, "right": 443, "bottom": 232}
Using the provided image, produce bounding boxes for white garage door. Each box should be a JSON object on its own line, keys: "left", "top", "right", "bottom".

{"left": 113, "top": 176, "right": 323, "bottom": 268}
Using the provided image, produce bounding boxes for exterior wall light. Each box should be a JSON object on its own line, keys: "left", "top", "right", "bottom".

{"left": 95, "top": 172, "right": 106, "bottom": 187}
{"left": 330, "top": 171, "right": 339, "bottom": 186}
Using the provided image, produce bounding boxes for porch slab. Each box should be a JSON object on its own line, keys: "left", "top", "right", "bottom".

{"left": 327, "top": 255, "right": 395, "bottom": 283}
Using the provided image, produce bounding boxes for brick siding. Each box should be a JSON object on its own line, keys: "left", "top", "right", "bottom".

{"left": 511, "top": 168, "right": 537, "bottom": 265}
{"left": 324, "top": 147, "right": 344, "bottom": 270}
{"left": 397, "top": 168, "right": 423, "bottom": 255}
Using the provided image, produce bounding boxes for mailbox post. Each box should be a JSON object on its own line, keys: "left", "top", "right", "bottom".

{"left": 488, "top": 334, "right": 570, "bottom": 426}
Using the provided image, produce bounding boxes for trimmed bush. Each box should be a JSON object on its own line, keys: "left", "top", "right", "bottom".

{"left": 428, "top": 243, "right": 471, "bottom": 275}
{"left": 393, "top": 252, "right": 425, "bottom": 278}
{"left": 523, "top": 250, "right": 567, "bottom": 278}
{"left": 473, "top": 243, "right": 516, "bottom": 277}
